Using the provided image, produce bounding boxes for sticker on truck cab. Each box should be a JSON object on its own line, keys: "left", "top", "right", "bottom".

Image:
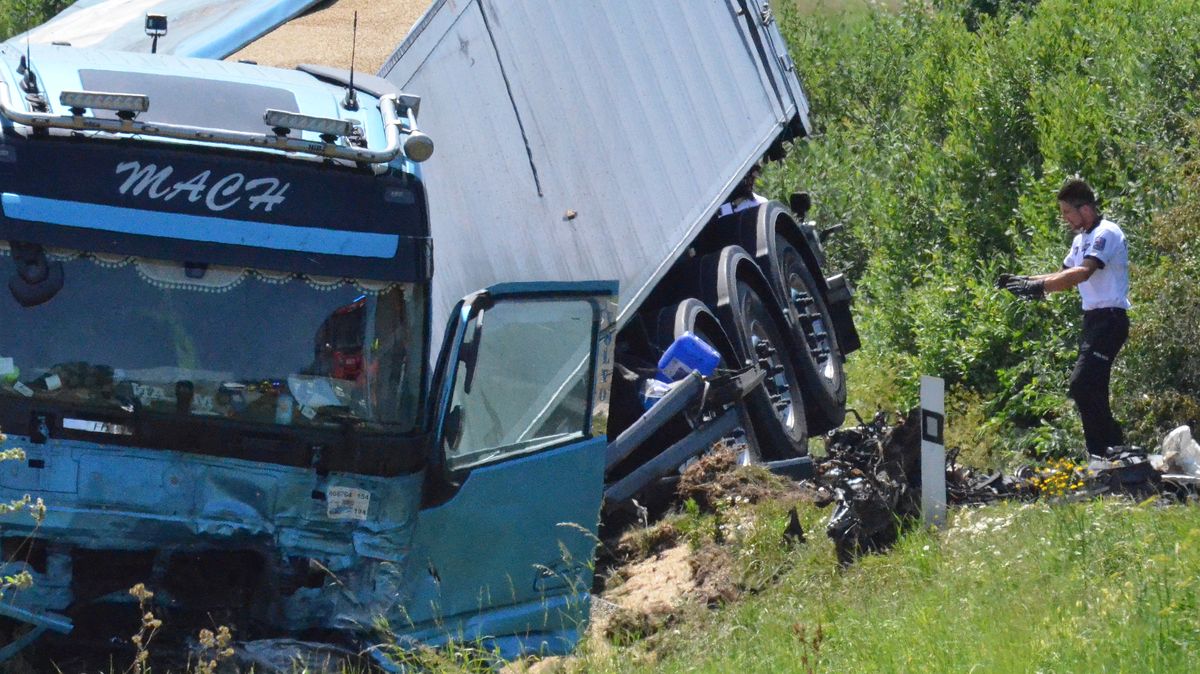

{"left": 326, "top": 486, "right": 371, "bottom": 521}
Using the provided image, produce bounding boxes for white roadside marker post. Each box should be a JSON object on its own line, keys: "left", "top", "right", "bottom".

{"left": 920, "top": 375, "right": 947, "bottom": 528}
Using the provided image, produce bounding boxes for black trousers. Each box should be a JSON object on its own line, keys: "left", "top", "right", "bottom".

{"left": 1068, "top": 308, "right": 1129, "bottom": 456}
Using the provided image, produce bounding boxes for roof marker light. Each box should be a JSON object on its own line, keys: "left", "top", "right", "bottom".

{"left": 263, "top": 109, "right": 357, "bottom": 141}
{"left": 59, "top": 90, "right": 149, "bottom": 116}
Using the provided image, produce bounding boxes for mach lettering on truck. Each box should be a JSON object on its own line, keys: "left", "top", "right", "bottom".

{"left": 115, "top": 161, "right": 291, "bottom": 212}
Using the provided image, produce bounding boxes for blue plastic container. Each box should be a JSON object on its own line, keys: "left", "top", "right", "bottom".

{"left": 656, "top": 332, "right": 721, "bottom": 382}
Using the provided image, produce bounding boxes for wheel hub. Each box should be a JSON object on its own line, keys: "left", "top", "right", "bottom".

{"left": 788, "top": 278, "right": 836, "bottom": 382}
{"left": 751, "top": 333, "right": 796, "bottom": 434}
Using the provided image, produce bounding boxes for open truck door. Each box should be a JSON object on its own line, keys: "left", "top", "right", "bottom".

{"left": 398, "top": 281, "right": 617, "bottom": 657}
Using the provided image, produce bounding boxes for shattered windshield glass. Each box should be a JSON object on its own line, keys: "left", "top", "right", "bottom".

{"left": 0, "top": 241, "right": 425, "bottom": 434}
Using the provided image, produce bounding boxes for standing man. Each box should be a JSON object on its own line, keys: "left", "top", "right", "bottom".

{"left": 998, "top": 178, "right": 1131, "bottom": 458}
{"left": 717, "top": 163, "right": 767, "bottom": 217}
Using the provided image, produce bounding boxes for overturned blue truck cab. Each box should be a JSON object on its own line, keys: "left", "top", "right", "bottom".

{"left": 0, "top": 44, "right": 618, "bottom": 660}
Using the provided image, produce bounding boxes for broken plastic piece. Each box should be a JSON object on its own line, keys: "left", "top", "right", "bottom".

{"left": 639, "top": 378, "right": 675, "bottom": 411}
{"left": 1161, "top": 425, "right": 1200, "bottom": 478}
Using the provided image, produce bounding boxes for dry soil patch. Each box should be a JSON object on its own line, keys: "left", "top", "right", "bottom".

{"left": 230, "top": 0, "right": 431, "bottom": 72}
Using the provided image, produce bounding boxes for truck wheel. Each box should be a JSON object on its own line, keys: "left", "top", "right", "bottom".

{"left": 772, "top": 236, "right": 846, "bottom": 431}
{"left": 710, "top": 248, "right": 809, "bottom": 460}
{"left": 657, "top": 298, "right": 762, "bottom": 465}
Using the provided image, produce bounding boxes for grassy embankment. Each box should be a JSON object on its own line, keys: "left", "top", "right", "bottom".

{"left": 571, "top": 496, "right": 1200, "bottom": 673}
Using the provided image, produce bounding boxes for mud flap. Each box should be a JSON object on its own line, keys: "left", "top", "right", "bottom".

{"left": 824, "top": 273, "right": 860, "bottom": 355}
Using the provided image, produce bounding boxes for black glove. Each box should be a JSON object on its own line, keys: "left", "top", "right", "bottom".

{"left": 998, "top": 274, "right": 1045, "bottom": 301}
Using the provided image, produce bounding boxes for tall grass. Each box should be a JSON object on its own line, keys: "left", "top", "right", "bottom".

{"left": 576, "top": 499, "right": 1200, "bottom": 673}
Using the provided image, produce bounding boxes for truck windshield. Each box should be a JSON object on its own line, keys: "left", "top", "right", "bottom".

{"left": 0, "top": 241, "right": 425, "bottom": 434}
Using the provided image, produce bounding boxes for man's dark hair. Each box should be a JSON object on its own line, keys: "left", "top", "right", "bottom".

{"left": 1057, "top": 178, "right": 1097, "bottom": 208}
{"left": 730, "top": 163, "right": 761, "bottom": 201}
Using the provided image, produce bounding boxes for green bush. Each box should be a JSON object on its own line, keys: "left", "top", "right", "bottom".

{"left": 0, "top": 0, "right": 71, "bottom": 41}
{"left": 1120, "top": 135, "right": 1200, "bottom": 440}
{"left": 768, "top": 0, "right": 1200, "bottom": 459}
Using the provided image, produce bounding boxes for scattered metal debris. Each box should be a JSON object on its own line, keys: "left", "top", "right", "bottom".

{"left": 812, "top": 409, "right": 922, "bottom": 566}
{"left": 945, "top": 449, "right": 1038, "bottom": 504}
{"left": 1087, "top": 448, "right": 1162, "bottom": 499}
{"left": 232, "top": 639, "right": 368, "bottom": 674}
{"left": 782, "top": 507, "right": 806, "bottom": 546}
{"left": 807, "top": 413, "right": 1200, "bottom": 566}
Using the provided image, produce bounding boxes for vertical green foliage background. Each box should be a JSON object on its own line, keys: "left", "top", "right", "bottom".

{"left": 765, "top": 0, "right": 1200, "bottom": 461}
{"left": 0, "top": 1, "right": 70, "bottom": 40}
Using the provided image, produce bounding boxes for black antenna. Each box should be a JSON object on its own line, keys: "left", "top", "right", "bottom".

{"left": 20, "top": 19, "right": 38, "bottom": 94}
{"left": 342, "top": 11, "right": 359, "bottom": 111}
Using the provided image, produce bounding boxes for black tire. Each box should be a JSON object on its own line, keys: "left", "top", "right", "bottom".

{"left": 710, "top": 248, "right": 809, "bottom": 460}
{"left": 771, "top": 236, "right": 847, "bottom": 432}
{"left": 656, "top": 298, "right": 763, "bottom": 465}
{"left": 658, "top": 298, "right": 738, "bottom": 365}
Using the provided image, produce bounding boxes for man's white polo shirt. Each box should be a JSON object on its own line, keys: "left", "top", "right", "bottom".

{"left": 717, "top": 193, "right": 767, "bottom": 218}
{"left": 1063, "top": 218, "right": 1131, "bottom": 311}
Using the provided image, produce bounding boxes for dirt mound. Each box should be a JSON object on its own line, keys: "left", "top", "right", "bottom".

{"left": 676, "top": 443, "right": 799, "bottom": 511}
{"left": 229, "top": 0, "right": 431, "bottom": 72}
{"left": 600, "top": 545, "right": 693, "bottom": 644}
{"left": 687, "top": 542, "right": 738, "bottom": 606}
{"left": 595, "top": 453, "right": 801, "bottom": 646}
{"left": 612, "top": 520, "right": 680, "bottom": 561}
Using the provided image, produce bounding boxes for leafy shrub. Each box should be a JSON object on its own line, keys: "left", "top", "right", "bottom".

{"left": 1119, "top": 133, "right": 1200, "bottom": 440}
{"left": 0, "top": 0, "right": 71, "bottom": 41}
{"left": 769, "top": 0, "right": 1200, "bottom": 458}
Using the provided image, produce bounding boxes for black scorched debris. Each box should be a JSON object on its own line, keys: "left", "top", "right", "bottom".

{"left": 1087, "top": 446, "right": 1162, "bottom": 499}
{"left": 812, "top": 410, "right": 922, "bottom": 566}
{"left": 807, "top": 411, "right": 1200, "bottom": 566}
{"left": 804, "top": 410, "right": 1195, "bottom": 566}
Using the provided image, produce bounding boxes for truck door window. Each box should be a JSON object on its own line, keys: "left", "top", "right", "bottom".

{"left": 444, "top": 298, "right": 596, "bottom": 472}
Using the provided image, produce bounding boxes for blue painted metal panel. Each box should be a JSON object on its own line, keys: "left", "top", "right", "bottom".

{"left": 0, "top": 433, "right": 425, "bottom": 632}
{"left": 397, "top": 436, "right": 606, "bottom": 653}
{"left": 10, "top": 1, "right": 322, "bottom": 60}
{"left": 2, "top": 193, "right": 401, "bottom": 258}
{"left": 396, "top": 595, "right": 588, "bottom": 660}
{"left": 0, "top": 128, "right": 430, "bottom": 282}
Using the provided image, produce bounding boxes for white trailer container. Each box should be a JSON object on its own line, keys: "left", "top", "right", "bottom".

{"left": 379, "top": 0, "right": 811, "bottom": 335}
